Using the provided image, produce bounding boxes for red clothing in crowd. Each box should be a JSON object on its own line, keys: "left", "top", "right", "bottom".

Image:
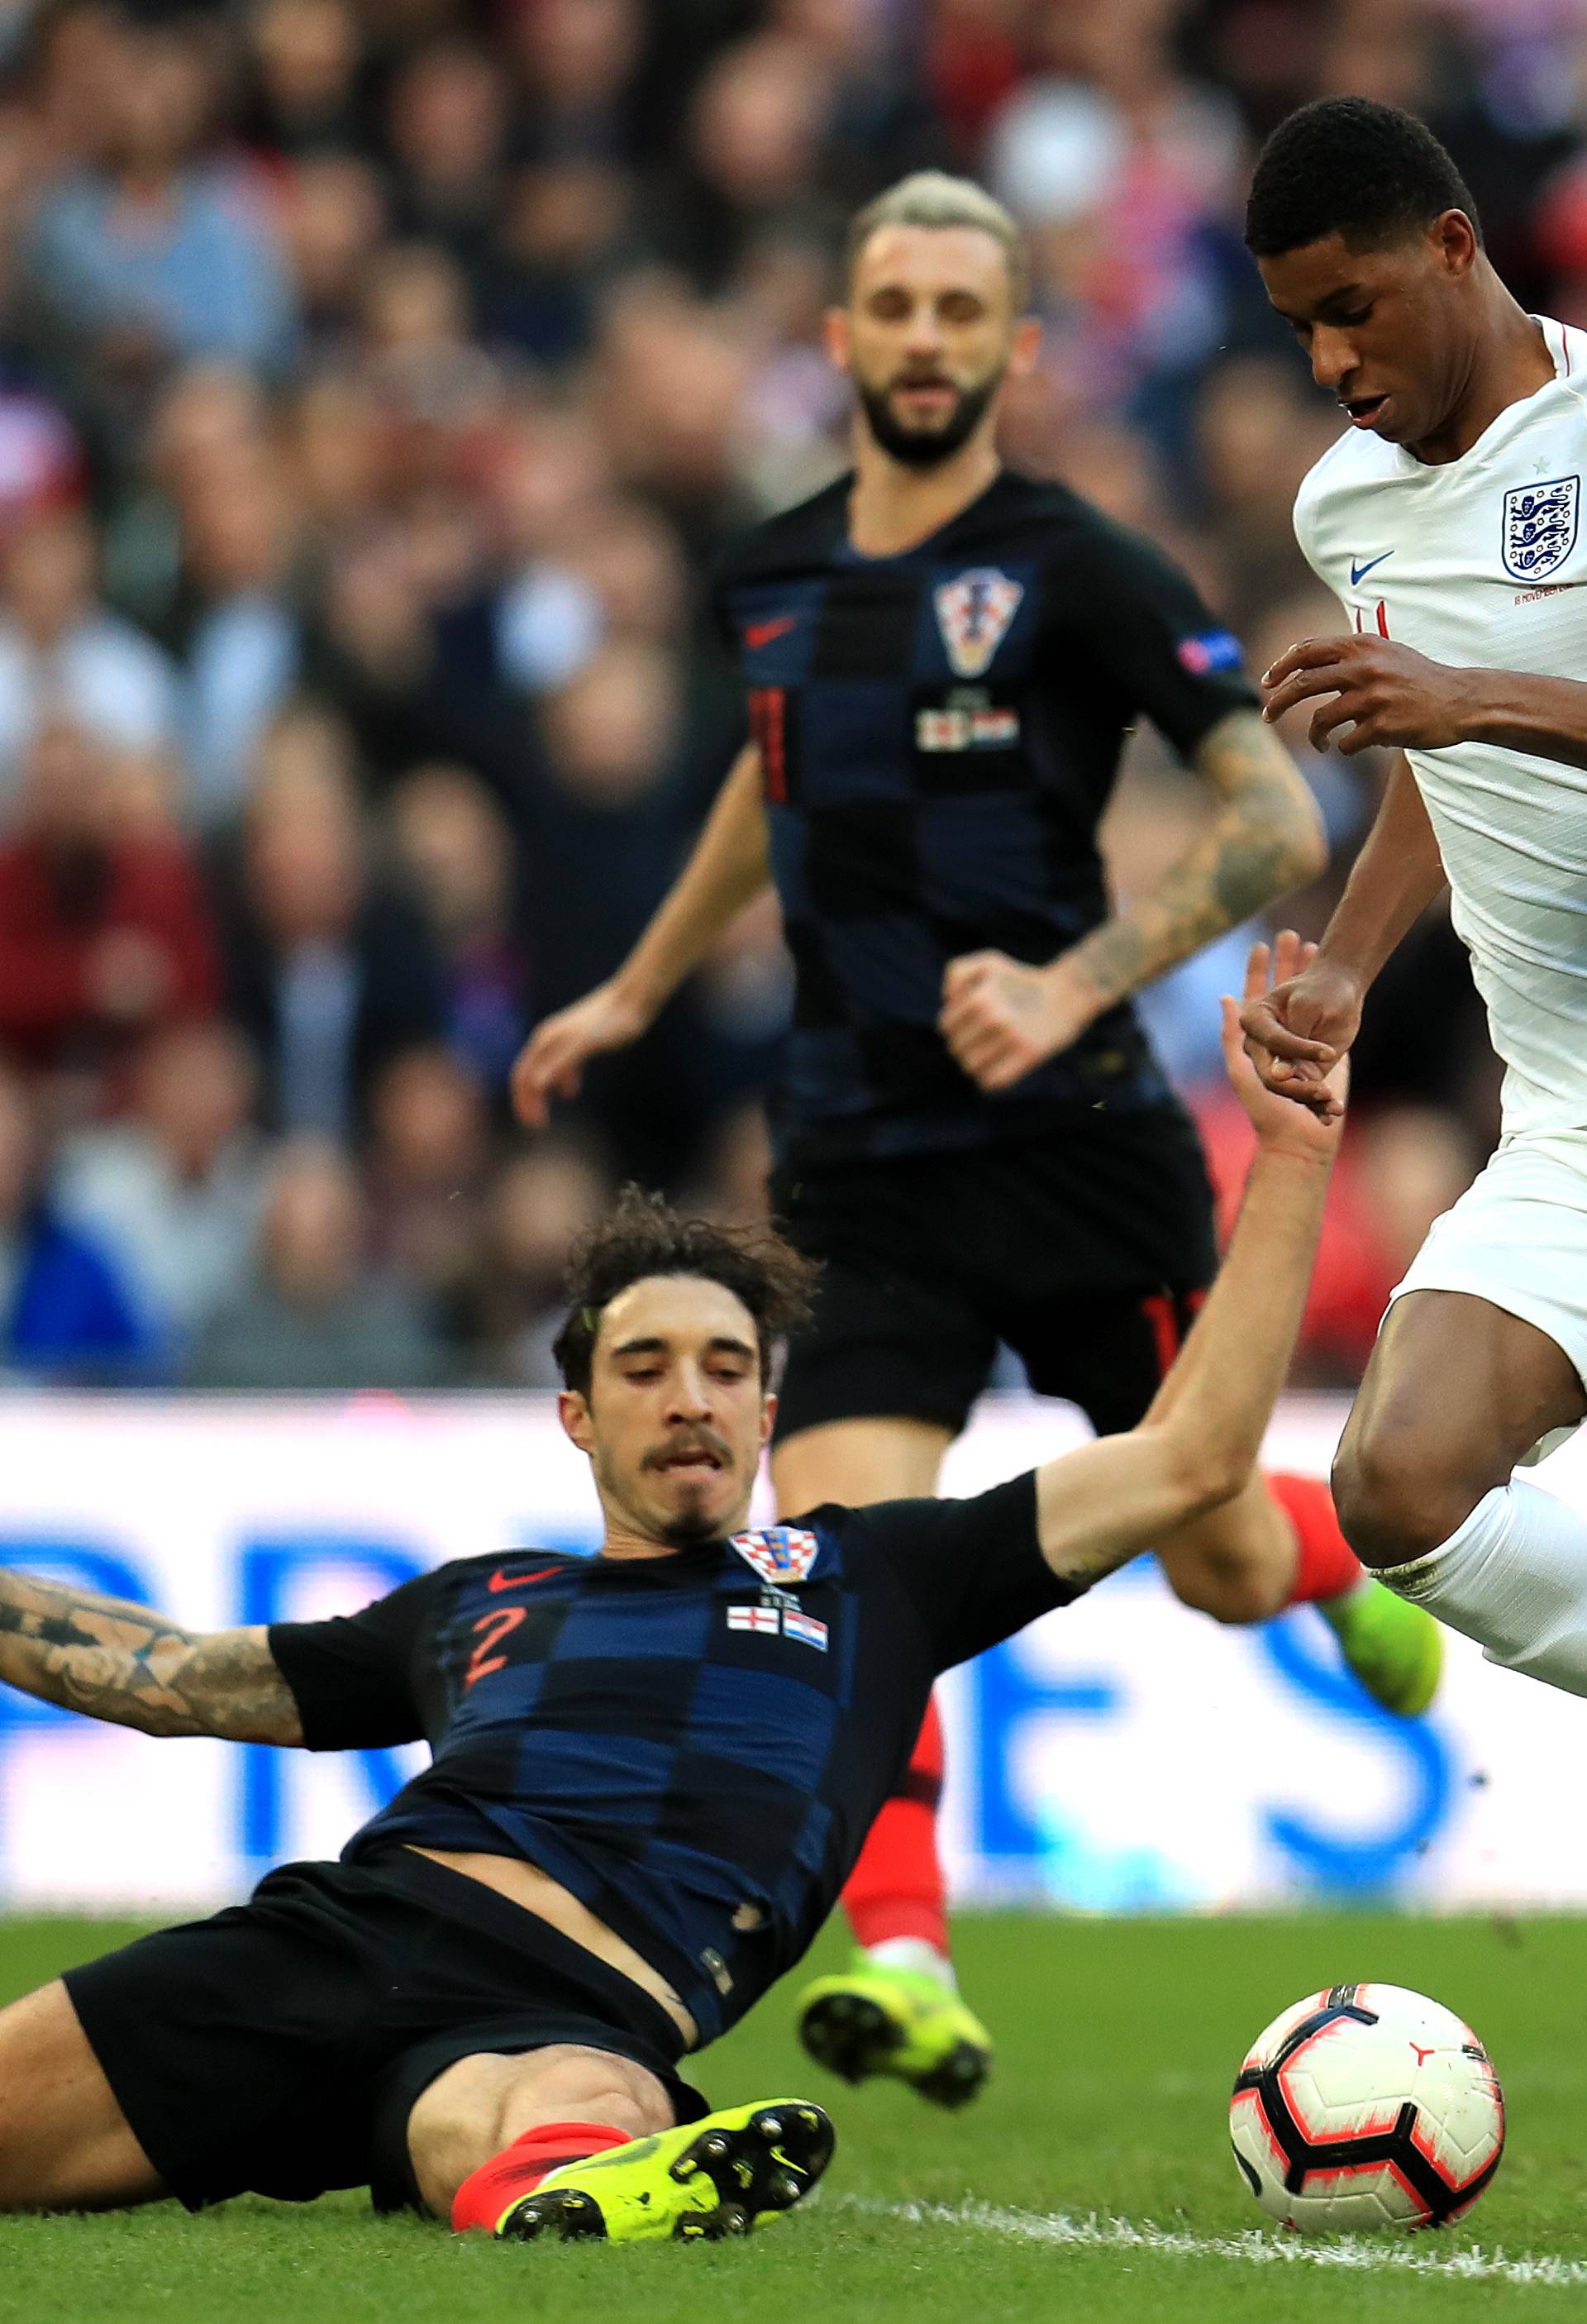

{"left": 0, "top": 833, "right": 220, "bottom": 1079}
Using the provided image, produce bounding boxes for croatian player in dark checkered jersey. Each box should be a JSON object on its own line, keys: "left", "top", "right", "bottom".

{"left": 0, "top": 951, "right": 1338, "bottom": 2241}
{"left": 513, "top": 170, "right": 1443, "bottom": 2101}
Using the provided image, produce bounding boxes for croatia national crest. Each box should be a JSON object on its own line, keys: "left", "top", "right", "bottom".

{"left": 934, "top": 567, "right": 1023, "bottom": 677}
{"left": 729, "top": 1525, "right": 819, "bottom": 1587}
{"left": 1503, "top": 475, "right": 1580, "bottom": 580}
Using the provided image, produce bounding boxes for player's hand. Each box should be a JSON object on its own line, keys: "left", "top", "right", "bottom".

{"left": 1237, "top": 928, "right": 1361, "bottom": 1121}
{"left": 509, "top": 981, "right": 652, "bottom": 1129}
{"left": 1261, "top": 634, "right": 1475, "bottom": 756}
{"left": 1222, "top": 936, "right": 1347, "bottom": 1155}
{"left": 937, "top": 950, "right": 1103, "bottom": 1091}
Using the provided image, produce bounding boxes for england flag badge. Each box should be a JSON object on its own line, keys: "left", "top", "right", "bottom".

{"left": 934, "top": 568, "right": 1023, "bottom": 677}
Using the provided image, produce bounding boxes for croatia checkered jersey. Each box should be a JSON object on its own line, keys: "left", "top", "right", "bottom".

{"left": 268, "top": 1475, "right": 1076, "bottom": 2045}
{"left": 1293, "top": 317, "right": 1587, "bottom": 1138}
{"left": 709, "top": 467, "right": 1256, "bottom": 1162}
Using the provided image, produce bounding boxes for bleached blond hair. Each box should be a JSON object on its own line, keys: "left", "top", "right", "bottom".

{"left": 846, "top": 171, "right": 1029, "bottom": 310}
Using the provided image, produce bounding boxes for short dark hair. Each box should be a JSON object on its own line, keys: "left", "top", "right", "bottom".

{"left": 552, "top": 1186, "right": 818, "bottom": 1396}
{"left": 1245, "top": 98, "right": 1481, "bottom": 260}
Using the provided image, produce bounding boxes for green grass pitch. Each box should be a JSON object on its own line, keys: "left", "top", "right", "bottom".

{"left": 4, "top": 1909, "right": 1587, "bottom": 2320}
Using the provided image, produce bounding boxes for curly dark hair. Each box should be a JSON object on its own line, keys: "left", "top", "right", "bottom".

{"left": 552, "top": 1186, "right": 818, "bottom": 1396}
{"left": 1245, "top": 98, "right": 1481, "bottom": 260}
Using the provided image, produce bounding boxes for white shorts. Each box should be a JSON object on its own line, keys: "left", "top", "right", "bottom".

{"left": 1388, "top": 1129, "right": 1587, "bottom": 1390}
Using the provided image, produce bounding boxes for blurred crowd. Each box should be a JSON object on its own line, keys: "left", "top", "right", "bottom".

{"left": 0, "top": 0, "right": 1565, "bottom": 1391}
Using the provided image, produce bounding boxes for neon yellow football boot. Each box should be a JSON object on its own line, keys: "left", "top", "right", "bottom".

{"left": 491, "top": 2099, "right": 834, "bottom": 2244}
{"left": 1324, "top": 1577, "right": 1443, "bottom": 1717}
{"left": 796, "top": 1954, "right": 992, "bottom": 2107}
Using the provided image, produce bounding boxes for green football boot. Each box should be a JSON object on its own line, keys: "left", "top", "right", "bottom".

{"left": 1323, "top": 1577, "right": 1443, "bottom": 1717}
{"left": 796, "top": 1954, "right": 992, "bottom": 2107}
{"left": 492, "top": 2099, "right": 834, "bottom": 2244}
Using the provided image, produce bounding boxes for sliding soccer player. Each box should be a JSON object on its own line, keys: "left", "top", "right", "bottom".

{"left": 513, "top": 169, "right": 1441, "bottom": 2104}
{"left": 0, "top": 946, "right": 1340, "bottom": 2241}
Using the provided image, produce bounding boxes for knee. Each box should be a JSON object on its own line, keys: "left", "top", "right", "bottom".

{"left": 1169, "top": 1552, "right": 1286, "bottom": 1628}
{"left": 1331, "top": 1429, "right": 1482, "bottom": 1568}
{"left": 409, "top": 2045, "right": 674, "bottom": 2219}
{"left": 508, "top": 2050, "right": 674, "bottom": 2146}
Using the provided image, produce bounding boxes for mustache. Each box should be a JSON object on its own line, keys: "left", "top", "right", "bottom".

{"left": 641, "top": 1429, "right": 732, "bottom": 1472}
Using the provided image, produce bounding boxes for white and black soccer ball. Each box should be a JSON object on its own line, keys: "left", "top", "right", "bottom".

{"left": 1230, "top": 1982, "right": 1504, "bottom": 2233}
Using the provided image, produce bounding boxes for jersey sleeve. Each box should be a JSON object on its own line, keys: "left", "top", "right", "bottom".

{"left": 838, "top": 1473, "right": 1083, "bottom": 1672}
{"left": 268, "top": 1567, "right": 445, "bottom": 1750}
{"left": 1057, "top": 520, "right": 1257, "bottom": 757}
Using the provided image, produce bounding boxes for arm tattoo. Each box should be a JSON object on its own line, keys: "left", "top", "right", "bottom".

{"left": 1072, "top": 710, "right": 1326, "bottom": 1005}
{"left": 0, "top": 1572, "right": 303, "bottom": 1742}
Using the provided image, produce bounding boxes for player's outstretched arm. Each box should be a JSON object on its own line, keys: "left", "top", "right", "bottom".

{"left": 0, "top": 1571, "right": 303, "bottom": 1741}
{"left": 1239, "top": 753, "right": 1443, "bottom": 1118}
{"left": 511, "top": 742, "right": 774, "bottom": 1128}
{"left": 939, "top": 709, "right": 1325, "bottom": 1092}
{"left": 1034, "top": 935, "right": 1342, "bottom": 1589}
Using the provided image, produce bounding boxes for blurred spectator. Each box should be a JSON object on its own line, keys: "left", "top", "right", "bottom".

{"left": 0, "top": 717, "right": 217, "bottom": 1100}
{"left": 455, "top": 1138, "right": 612, "bottom": 1385}
{"left": 55, "top": 1019, "right": 266, "bottom": 1361}
{"left": 282, "top": 155, "right": 390, "bottom": 359}
{"left": 27, "top": 26, "right": 298, "bottom": 379}
{"left": 242, "top": 0, "right": 369, "bottom": 159}
{"left": 387, "top": 762, "right": 530, "bottom": 1093}
{"left": 185, "top": 1136, "right": 447, "bottom": 1389}
{"left": 214, "top": 728, "right": 448, "bottom": 1136}
{"left": 0, "top": 1057, "right": 150, "bottom": 1381}
{"left": 384, "top": 40, "right": 513, "bottom": 279}
{"left": 172, "top": 453, "right": 303, "bottom": 824}
{"left": 363, "top": 1043, "right": 493, "bottom": 1334}
{"left": 651, "top": 32, "right": 838, "bottom": 297}
{"left": 0, "top": 509, "right": 181, "bottom": 804}
{"left": 508, "top": 0, "right": 645, "bottom": 163}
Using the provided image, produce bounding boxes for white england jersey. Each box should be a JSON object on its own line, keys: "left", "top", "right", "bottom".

{"left": 1295, "top": 315, "right": 1587, "bottom": 1135}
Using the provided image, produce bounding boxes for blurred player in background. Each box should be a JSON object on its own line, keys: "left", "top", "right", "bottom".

{"left": 514, "top": 171, "right": 1442, "bottom": 2107}
{"left": 0, "top": 950, "right": 1346, "bottom": 2240}
{"left": 1241, "top": 98, "right": 1587, "bottom": 1706}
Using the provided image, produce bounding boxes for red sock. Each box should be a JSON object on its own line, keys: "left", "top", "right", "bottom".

{"left": 450, "top": 2120, "right": 631, "bottom": 2235}
{"left": 841, "top": 1692, "right": 949, "bottom": 1955}
{"left": 1269, "top": 1470, "right": 1364, "bottom": 1607}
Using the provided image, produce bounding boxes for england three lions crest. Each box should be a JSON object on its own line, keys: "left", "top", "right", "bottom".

{"left": 934, "top": 568, "right": 1023, "bottom": 678}
{"left": 1503, "top": 475, "right": 1580, "bottom": 580}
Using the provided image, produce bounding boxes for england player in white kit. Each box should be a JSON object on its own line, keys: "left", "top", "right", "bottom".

{"left": 1239, "top": 96, "right": 1587, "bottom": 1701}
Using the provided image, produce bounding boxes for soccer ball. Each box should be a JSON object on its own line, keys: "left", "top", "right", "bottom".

{"left": 1229, "top": 1982, "right": 1504, "bottom": 2233}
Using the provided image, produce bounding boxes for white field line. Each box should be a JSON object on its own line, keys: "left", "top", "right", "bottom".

{"left": 836, "top": 2196, "right": 1587, "bottom": 2288}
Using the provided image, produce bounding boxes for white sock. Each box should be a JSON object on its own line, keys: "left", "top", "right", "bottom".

{"left": 866, "top": 1937, "right": 956, "bottom": 1989}
{"left": 1383, "top": 1477, "right": 1587, "bottom": 1696}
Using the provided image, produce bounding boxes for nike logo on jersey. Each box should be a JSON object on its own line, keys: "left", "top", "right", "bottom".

{"left": 1349, "top": 551, "right": 1394, "bottom": 585}
{"left": 743, "top": 614, "right": 798, "bottom": 649}
{"left": 487, "top": 1563, "right": 564, "bottom": 1592}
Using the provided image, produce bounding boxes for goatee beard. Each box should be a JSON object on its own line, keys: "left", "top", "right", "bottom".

{"left": 658, "top": 1507, "right": 722, "bottom": 1547}
{"left": 856, "top": 372, "right": 1001, "bottom": 468}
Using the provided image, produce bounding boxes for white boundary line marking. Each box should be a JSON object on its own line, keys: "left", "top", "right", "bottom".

{"left": 837, "top": 2197, "right": 1587, "bottom": 2288}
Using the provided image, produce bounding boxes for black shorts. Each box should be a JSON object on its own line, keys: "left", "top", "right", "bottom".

{"left": 63, "top": 1849, "right": 707, "bottom": 2214}
{"left": 771, "top": 1112, "right": 1218, "bottom": 1442}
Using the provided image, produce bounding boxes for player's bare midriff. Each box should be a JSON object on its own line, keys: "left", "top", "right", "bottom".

{"left": 406, "top": 1846, "right": 698, "bottom": 2043}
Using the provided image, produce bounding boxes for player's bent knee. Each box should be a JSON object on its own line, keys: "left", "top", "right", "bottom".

{"left": 1167, "top": 1555, "right": 1285, "bottom": 1627}
{"left": 1331, "top": 1430, "right": 1484, "bottom": 1568}
{"left": 407, "top": 2044, "right": 673, "bottom": 2217}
